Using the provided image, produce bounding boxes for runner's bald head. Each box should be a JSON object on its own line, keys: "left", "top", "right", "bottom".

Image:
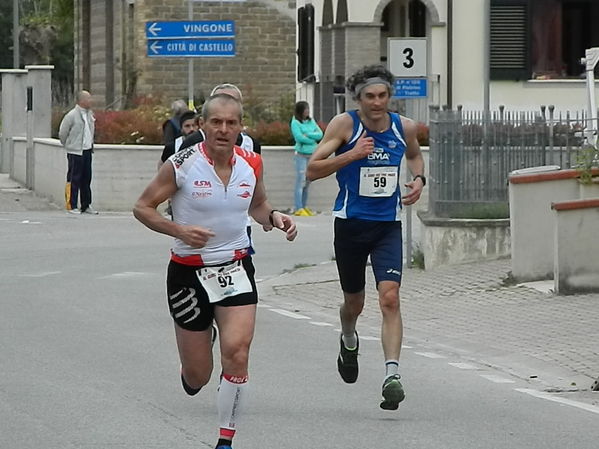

{"left": 210, "top": 83, "right": 243, "bottom": 101}
{"left": 201, "top": 93, "right": 243, "bottom": 121}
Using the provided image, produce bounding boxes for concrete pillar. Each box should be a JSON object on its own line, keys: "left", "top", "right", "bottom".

{"left": 25, "top": 65, "right": 54, "bottom": 138}
{"left": 332, "top": 25, "right": 345, "bottom": 84}
{"left": 341, "top": 22, "right": 382, "bottom": 109}
{"left": 318, "top": 26, "right": 335, "bottom": 122}
{"left": 0, "top": 69, "right": 28, "bottom": 173}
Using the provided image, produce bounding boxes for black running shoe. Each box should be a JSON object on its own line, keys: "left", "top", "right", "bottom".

{"left": 337, "top": 332, "right": 359, "bottom": 383}
{"left": 380, "top": 374, "right": 405, "bottom": 410}
{"left": 215, "top": 438, "right": 233, "bottom": 449}
{"left": 181, "top": 324, "right": 217, "bottom": 396}
{"left": 181, "top": 371, "right": 201, "bottom": 396}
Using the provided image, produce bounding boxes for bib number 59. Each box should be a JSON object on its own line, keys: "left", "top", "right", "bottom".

{"left": 373, "top": 176, "right": 387, "bottom": 188}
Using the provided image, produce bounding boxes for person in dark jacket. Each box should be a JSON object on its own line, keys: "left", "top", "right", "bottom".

{"left": 160, "top": 110, "right": 199, "bottom": 165}
{"left": 162, "top": 99, "right": 189, "bottom": 146}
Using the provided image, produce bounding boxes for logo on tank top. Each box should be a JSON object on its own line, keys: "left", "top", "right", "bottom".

{"left": 172, "top": 146, "right": 196, "bottom": 168}
{"left": 237, "top": 191, "right": 252, "bottom": 199}
{"left": 192, "top": 191, "right": 212, "bottom": 199}
{"left": 388, "top": 140, "right": 397, "bottom": 149}
{"left": 367, "top": 147, "right": 390, "bottom": 163}
{"left": 194, "top": 180, "right": 212, "bottom": 188}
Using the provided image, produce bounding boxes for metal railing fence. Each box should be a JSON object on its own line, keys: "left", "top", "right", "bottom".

{"left": 428, "top": 105, "right": 591, "bottom": 218}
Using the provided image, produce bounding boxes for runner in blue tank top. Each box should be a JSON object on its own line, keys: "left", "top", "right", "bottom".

{"left": 333, "top": 109, "right": 407, "bottom": 221}
{"left": 307, "top": 64, "right": 425, "bottom": 411}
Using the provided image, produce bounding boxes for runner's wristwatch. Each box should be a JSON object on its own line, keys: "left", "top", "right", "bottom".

{"left": 413, "top": 174, "right": 426, "bottom": 186}
{"left": 269, "top": 209, "right": 279, "bottom": 226}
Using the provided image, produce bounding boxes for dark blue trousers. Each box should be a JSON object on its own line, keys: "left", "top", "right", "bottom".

{"left": 66, "top": 149, "right": 93, "bottom": 211}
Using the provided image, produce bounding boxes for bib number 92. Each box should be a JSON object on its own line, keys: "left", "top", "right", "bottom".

{"left": 218, "top": 274, "right": 233, "bottom": 288}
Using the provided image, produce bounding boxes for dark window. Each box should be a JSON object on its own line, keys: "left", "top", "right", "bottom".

{"left": 336, "top": 0, "right": 348, "bottom": 24}
{"left": 409, "top": 0, "right": 427, "bottom": 37}
{"left": 382, "top": 0, "right": 426, "bottom": 35}
{"left": 297, "top": 4, "right": 315, "bottom": 82}
{"left": 491, "top": 0, "right": 599, "bottom": 80}
{"left": 322, "top": 0, "right": 334, "bottom": 26}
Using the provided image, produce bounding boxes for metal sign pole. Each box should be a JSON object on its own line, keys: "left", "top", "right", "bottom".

{"left": 188, "top": 0, "right": 194, "bottom": 110}
{"left": 387, "top": 37, "right": 429, "bottom": 269}
{"left": 26, "top": 87, "right": 34, "bottom": 189}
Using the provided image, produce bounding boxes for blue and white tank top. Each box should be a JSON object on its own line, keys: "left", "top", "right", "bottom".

{"left": 332, "top": 110, "right": 407, "bottom": 221}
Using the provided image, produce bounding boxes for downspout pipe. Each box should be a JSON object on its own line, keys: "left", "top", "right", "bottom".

{"left": 447, "top": 0, "right": 453, "bottom": 109}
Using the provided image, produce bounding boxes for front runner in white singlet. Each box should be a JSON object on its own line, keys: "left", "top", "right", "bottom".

{"left": 134, "top": 93, "right": 297, "bottom": 449}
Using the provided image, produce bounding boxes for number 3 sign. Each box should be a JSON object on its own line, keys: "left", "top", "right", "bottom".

{"left": 388, "top": 38, "right": 427, "bottom": 77}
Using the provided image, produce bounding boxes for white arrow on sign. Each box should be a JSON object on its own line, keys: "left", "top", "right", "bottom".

{"left": 150, "top": 41, "right": 163, "bottom": 54}
{"left": 148, "top": 22, "right": 162, "bottom": 37}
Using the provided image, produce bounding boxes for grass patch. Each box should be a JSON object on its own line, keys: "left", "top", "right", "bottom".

{"left": 410, "top": 245, "right": 425, "bottom": 269}
{"left": 449, "top": 203, "right": 509, "bottom": 219}
{"left": 501, "top": 271, "right": 519, "bottom": 286}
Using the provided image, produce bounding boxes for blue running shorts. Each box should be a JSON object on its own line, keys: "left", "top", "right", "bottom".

{"left": 334, "top": 218, "right": 403, "bottom": 293}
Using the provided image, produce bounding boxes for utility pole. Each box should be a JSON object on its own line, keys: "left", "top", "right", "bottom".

{"left": 483, "top": 0, "right": 490, "bottom": 118}
{"left": 13, "top": 0, "right": 20, "bottom": 68}
{"left": 482, "top": 0, "right": 491, "bottom": 198}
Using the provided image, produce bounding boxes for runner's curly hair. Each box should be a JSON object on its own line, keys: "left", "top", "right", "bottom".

{"left": 346, "top": 64, "right": 395, "bottom": 100}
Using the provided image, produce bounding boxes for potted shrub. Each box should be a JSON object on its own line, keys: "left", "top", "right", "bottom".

{"left": 575, "top": 142, "right": 599, "bottom": 198}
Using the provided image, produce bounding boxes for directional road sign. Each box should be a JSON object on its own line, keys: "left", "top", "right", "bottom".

{"left": 393, "top": 78, "right": 428, "bottom": 98}
{"left": 147, "top": 39, "right": 235, "bottom": 58}
{"left": 145, "top": 21, "right": 235, "bottom": 39}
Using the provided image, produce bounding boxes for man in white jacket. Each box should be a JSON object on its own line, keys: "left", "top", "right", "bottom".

{"left": 58, "top": 90, "right": 98, "bottom": 215}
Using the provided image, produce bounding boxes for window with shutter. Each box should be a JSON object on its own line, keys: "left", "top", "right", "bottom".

{"left": 490, "top": 0, "right": 531, "bottom": 80}
{"left": 490, "top": 0, "right": 599, "bottom": 81}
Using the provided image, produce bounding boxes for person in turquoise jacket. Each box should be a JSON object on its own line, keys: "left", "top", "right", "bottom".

{"left": 290, "top": 101, "right": 323, "bottom": 215}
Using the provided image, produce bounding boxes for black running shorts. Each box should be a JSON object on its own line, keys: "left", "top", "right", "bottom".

{"left": 334, "top": 218, "right": 403, "bottom": 293}
{"left": 166, "top": 256, "right": 258, "bottom": 331}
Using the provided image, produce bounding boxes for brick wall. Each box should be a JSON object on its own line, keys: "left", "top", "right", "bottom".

{"left": 80, "top": 0, "right": 297, "bottom": 112}
{"left": 75, "top": 0, "right": 296, "bottom": 107}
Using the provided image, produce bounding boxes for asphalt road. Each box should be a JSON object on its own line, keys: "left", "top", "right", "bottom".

{"left": 1, "top": 211, "right": 598, "bottom": 448}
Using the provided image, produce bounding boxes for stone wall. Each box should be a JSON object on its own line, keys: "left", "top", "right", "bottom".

{"left": 8, "top": 136, "right": 429, "bottom": 216}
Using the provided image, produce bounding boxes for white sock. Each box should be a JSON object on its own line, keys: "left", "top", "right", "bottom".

{"left": 341, "top": 331, "right": 357, "bottom": 349}
{"left": 217, "top": 374, "right": 248, "bottom": 439}
{"left": 385, "top": 360, "right": 400, "bottom": 379}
